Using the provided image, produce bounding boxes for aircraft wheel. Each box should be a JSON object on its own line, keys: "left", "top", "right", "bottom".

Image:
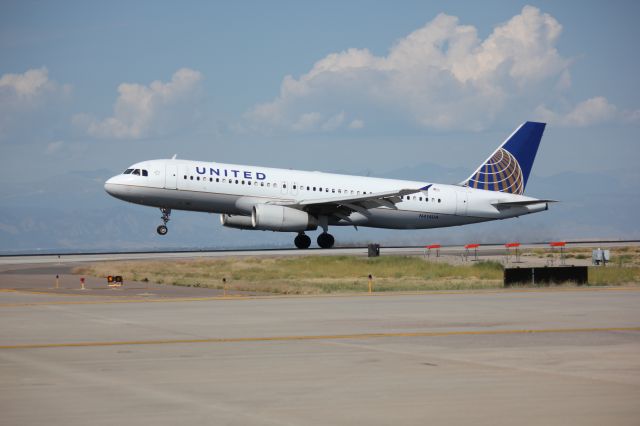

{"left": 294, "top": 233, "right": 311, "bottom": 249}
{"left": 317, "top": 232, "right": 335, "bottom": 249}
{"left": 157, "top": 225, "right": 168, "bottom": 235}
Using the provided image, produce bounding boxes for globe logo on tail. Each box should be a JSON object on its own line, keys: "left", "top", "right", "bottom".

{"left": 466, "top": 148, "right": 524, "bottom": 194}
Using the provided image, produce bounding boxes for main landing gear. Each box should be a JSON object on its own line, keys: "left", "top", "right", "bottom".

{"left": 317, "top": 232, "right": 335, "bottom": 249}
{"left": 293, "top": 232, "right": 335, "bottom": 249}
{"left": 294, "top": 233, "right": 312, "bottom": 249}
{"left": 157, "top": 208, "right": 171, "bottom": 235}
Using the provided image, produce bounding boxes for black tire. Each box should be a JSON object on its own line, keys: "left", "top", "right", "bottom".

{"left": 317, "top": 232, "right": 335, "bottom": 249}
{"left": 294, "top": 234, "right": 311, "bottom": 249}
{"left": 157, "top": 225, "right": 168, "bottom": 235}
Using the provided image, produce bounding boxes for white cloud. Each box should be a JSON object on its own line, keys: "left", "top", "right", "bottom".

{"left": 0, "top": 67, "right": 71, "bottom": 143}
{"left": 348, "top": 119, "right": 364, "bottom": 129}
{"left": 45, "top": 140, "right": 65, "bottom": 154}
{"left": 535, "top": 96, "right": 638, "bottom": 127}
{"left": 0, "top": 67, "right": 52, "bottom": 98}
{"left": 245, "top": 5, "right": 574, "bottom": 132}
{"left": 74, "top": 68, "right": 203, "bottom": 139}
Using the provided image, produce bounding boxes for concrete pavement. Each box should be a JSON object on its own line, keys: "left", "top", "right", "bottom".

{"left": 1, "top": 288, "right": 639, "bottom": 425}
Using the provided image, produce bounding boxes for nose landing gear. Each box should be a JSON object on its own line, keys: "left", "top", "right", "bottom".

{"left": 157, "top": 208, "right": 171, "bottom": 235}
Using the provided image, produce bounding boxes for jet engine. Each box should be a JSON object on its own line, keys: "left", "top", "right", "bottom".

{"left": 251, "top": 204, "right": 318, "bottom": 232}
{"left": 220, "top": 214, "right": 254, "bottom": 230}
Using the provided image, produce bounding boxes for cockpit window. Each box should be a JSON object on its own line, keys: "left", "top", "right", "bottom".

{"left": 142, "top": 170, "right": 148, "bottom": 177}
{"left": 124, "top": 169, "right": 133, "bottom": 174}
{"left": 132, "top": 169, "right": 140, "bottom": 176}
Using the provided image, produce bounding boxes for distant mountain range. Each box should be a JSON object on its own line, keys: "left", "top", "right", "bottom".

{"left": 1, "top": 165, "right": 638, "bottom": 253}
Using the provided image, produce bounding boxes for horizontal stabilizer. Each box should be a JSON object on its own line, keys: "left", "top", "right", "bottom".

{"left": 491, "top": 199, "right": 557, "bottom": 208}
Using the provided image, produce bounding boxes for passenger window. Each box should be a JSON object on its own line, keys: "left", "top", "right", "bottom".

{"left": 190, "top": 176, "right": 193, "bottom": 180}
{"left": 124, "top": 169, "right": 133, "bottom": 175}
{"left": 307, "top": 186, "right": 310, "bottom": 190}
{"left": 241, "top": 180, "right": 245, "bottom": 185}
{"left": 313, "top": 187, "right": 316, "bottom": 191}
{"left": 197, "top": 176, "right": 200, "bottom": 181}
{"left": 248, "top": 181, "right": 251, "bottom": 185}
{"left": 267, "top": 183, "right": 271, "bottom": 187}
{"left": 332, "top": 189, "right": 335, "bottom": 193}
{"left": 209, "top": 178, "right": 213, "bottom": 182}
{"left": 338, "top": 189, "right": 341, "bottom": 193}
{"left": 438, "top": 199, "right": 441, "bottom": 203}
{"left": 274, "top": 183, "right": 278, "bottom": 188}
{"left": 216, "top": 178, "right": 219, "bottom": 182}
{"left": 183, "top": 175, "right": 187, "bottom": 179}
{"left": 293, "top": 185, "right": 296, "bottom": 189}
{"left": 283, "top": 184, "right": 286, "bottom": 188}
{"left": 261, "top": 182, "right": 264, "bottom": 187}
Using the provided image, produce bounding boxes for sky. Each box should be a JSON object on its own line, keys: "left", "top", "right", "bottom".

{"left": 1, "top": 0, "right": 639, "bottom": 251}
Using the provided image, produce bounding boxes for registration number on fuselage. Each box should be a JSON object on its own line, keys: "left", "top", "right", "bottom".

{"left": 419, "top": 214, "right": 439, "bottom": 220}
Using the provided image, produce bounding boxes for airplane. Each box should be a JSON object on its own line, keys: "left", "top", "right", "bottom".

{"left": 104, "top": 121, "right": 554, "bottom": 249}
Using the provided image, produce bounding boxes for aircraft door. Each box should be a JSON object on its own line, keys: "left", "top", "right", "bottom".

{"left": 165, "top": 163, "right": 178, "bottom": 189}
{"left": 455, "top": 191, "right": 468, "bottom": 216}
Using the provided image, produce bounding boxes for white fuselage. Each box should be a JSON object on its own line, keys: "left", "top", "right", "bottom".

{"left": 104, "top": 159, "right": 548, "bottom": 230}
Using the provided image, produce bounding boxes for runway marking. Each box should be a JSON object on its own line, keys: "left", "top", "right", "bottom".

{"left": 1, "top": 327, "right": 638, "bottom": 350}
{"left": 1, "top": 286, "right": 640, "bottom": 307}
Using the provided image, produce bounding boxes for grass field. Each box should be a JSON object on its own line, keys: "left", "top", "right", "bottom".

{"left": 74, "top": 256, "right": 505, "bottom": 294}
{"left": 74, "top": 254, "right": 640, "bottom": 295}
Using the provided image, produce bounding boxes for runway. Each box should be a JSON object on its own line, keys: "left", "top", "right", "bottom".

{"left": 1, "top": 287, "right": 639, "bottom": 425}
{"left": 1, "top": 240, "right": 637, "bottom": 265}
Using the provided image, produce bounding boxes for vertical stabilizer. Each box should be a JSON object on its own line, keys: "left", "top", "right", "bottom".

{"left": 461, "top": 121, "right": 546, "bottom": 194}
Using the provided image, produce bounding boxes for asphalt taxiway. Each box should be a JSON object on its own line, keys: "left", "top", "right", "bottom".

{"left": 1, "top": 280, "right": 639, "bottom": 425}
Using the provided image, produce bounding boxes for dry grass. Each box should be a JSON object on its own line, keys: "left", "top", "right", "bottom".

{"left": 74, "top": 256, "right": 504, "bottom": 294}
{"left": 588, "top": 266, "right": 640, "bottom": 286}
{"left": 525, "top": 246, "right": 640, "bottom": 267}
{"left": 73, "top": 250, "right": 640, "bottom": 294}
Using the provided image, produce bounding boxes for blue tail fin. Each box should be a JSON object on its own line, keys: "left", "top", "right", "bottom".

{"left": 461, "top": 121, "right": 546, "bottom": 195}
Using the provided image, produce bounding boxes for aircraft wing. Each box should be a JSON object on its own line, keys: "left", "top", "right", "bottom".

{"left": 276, "top": 185, "right": 431, "bottom": 220}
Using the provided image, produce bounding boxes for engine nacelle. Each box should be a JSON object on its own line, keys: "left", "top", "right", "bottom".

{"left": 220, "top": 214, "right": 254, "bottom": 230}
{"left": 251, "top": 204, "right": 317, "bottom": 232}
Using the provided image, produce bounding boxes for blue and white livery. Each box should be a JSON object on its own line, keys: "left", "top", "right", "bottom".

{"left": 105, "top": 121, "right": 554, "bottom": 249}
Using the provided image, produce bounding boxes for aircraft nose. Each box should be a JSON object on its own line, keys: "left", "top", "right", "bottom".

{"left": 104, "top": 176, "right": 120, "bottom": 196}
